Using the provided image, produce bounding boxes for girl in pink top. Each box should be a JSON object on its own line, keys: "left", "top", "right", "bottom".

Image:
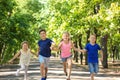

{"left": 58, "top": 32, "right": 79, "bottom": 80}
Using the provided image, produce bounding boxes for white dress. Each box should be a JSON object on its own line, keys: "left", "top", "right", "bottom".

{"left": 19, "top": 49, "right": 32, "bottom": 66}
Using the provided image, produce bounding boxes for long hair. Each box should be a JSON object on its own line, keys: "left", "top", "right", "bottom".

{"left": 61, "top": 32, "right": 70, "bottom": 42}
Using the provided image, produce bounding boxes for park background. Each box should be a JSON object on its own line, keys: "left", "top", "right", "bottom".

{"left": 0, "top": 0, "right": 120, "bottom": 70}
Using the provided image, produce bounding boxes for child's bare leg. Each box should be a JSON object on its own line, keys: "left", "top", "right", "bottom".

{"left": 67, "top": 58, "right": 72, "bottom": 80}
{"left": 45, "top": 67, "right": 48, "bottom": 77}
{"left": 40, "top": 63, "right": 45, "bottom": 78}
{"left": 90, "top": 73, "right": 94, "bottom": 80}
{"left": 63, "top": 62, "right": 67, "bottom": 75}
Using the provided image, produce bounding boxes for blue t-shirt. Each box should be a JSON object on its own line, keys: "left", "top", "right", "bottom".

{"left": 85, "top": 43, "right": 101, "bottom": 63}
{"left": 38, "top": 38, "right": 53, "bottom": 57}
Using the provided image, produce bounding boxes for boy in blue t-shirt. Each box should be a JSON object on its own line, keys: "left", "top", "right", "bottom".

{"left": 38, "top": 29, "right": 55, "bottom": 80}
{"left": 79, "top": 34, "right": 103, "bottom": 80}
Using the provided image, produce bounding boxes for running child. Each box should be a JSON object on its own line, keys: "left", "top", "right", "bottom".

{"left": 38, "top": 29, "right": 55, "bottom": 80}
{"left": 79, "top": 34, "right": 103, "bottom": 80}
{"left": 58, "top": 32, "right": 80, "bottom": 80}
{"left": 8, "top": 41, "right": 37, "bottom": 80}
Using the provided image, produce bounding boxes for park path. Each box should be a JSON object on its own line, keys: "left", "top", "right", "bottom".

{"left": 0, "top": 57, "right": 120, "bottom": 80}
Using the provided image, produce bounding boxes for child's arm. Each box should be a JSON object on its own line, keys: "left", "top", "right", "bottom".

{"left": 30, "top": 50, "right": 38, "bottom": 57}
{"left": 37, "top": 47, "right": 40, "bottom": 57}
{"left": 50, "top": 42, "right": 55, "bottom": 50}
{"left": 58, "top": 42, "right": 62, "bottom": 49}
{"left": 71, "top": 41, "right": 82, "bottom": 52}
{"left": 79, "top": 49, "right": 87, "bottom": 53}
{"left": 50, "top": 42, "right": 59, "bottom": 51}
{"left": 99, "top": 50, "right": 103, "bottom": 62}
{"left": 71, "top": 44, "right": 79, "bottom": 51}
{"left": 56, "top": 42, "right": 63, "bottom": 51}
{"left": 8, "top": 51, "right": 21, "bottom": 63}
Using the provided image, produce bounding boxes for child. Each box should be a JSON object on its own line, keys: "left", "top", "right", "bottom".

{"left": 79, "top": 34, "right": 103, "bottom": 80}
{"left": 38, "top": 29, "right": 55, "bottom": 80}
{"left": 58, "top": 32, "right": 79, "bottom": 80}
{"left": 8, "top": 41, "right": 36, "bottom": 80}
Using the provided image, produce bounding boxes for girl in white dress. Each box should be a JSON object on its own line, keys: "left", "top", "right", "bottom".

{"left": 9, "top": 41, "right": 37, "bottom": 80}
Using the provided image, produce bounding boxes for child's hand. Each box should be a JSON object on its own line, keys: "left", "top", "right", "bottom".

{"left": 77, "top": 48, "right": 83, "bottom": 53}
{"left": 50, "top": 46, "right": 53, "bottom": 50}
{"left": 50, "top": 43, "right": 55, "bottom": 50}
{"left": 50, "top": 43, "right": 59, "bottom": 51}
{"left": 78, "top": 48, "right": 81, "bottom": 52}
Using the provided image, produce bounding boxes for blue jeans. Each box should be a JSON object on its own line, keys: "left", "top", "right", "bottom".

{"left": 88, "top": 63, "right": 98, "bottom": 74}
{"left": 61, "top": 55, "right": 72, "bottom": 62}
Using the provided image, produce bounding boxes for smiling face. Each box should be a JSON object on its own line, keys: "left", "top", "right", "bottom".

{"left": 62, "top": 32, "right": 70, "bottom": 41}
{"left": 22, "top": 43, "right": 29, "bottom": 50}
{"left": 21, "top": 41, "right": 29, "bottom": 50}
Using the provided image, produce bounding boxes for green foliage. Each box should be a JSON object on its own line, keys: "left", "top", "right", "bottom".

{"left": 0, "top": 0, "right": 120, "bottom": 64}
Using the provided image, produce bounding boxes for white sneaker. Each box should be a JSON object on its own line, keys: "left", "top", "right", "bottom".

{"left": 15, "top": 70, "right": 19, "bottom": 76}
{"left": 15, "top": 72, "right": 19, "bottom": 76}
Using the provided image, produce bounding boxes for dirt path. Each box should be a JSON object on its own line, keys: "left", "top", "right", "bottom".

{"left": 0, "top": 57, "right": 120, "bottom": 80}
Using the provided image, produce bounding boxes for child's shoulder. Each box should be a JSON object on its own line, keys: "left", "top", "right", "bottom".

{"left": 46, "top": 38, "right": 52, "bottom": 41}
{"left": 95, "top": 43, "right": 100, "bottom": 47}
{"left": 46, "top": 38, "right": 53, "bottom": 43}
{"left": 20, "top": 49, "right": 22, "bottom": 52}
{"left": 86, "top": 43, "right": 90, "bottom": 45}
{"left": 86, "top": 43, "right": 92, "bottom": 47}
{"left": 38, "top": 40, "right": 42, "bottom": 42}
{"left": 93, "top": 43, "right": 99, "bottom": 46}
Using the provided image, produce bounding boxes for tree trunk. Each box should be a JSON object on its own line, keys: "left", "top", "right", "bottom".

{"left": 1, "top": 44, "right": 6, "bottom": 63}
{"left": 101, "top": 34, "right": 108, "bottom": 68}
{"left": 78, "top": 34, "right": 83, "bottom": 65}
{"left": 112, "top": 45, "right": 116, "bottom": 63}
{"left": 85, "top": 30, "right": 90, "bottom": 65}
{"left": 73, "top": 41, "right": 78, "bottom": 63}
{"left": 0, "top": 43, "right": 4, "bottom": 63}
{"left": 115, "top": 47, "right": 119, "bottom": 60}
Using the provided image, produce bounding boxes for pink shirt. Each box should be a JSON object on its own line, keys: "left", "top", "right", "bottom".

{"left": 60, "top": 41, "right": 72, "bottom": 58}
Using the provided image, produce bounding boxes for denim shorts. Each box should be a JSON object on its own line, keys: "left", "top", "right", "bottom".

{"left": 38, "top": 55, "right": 50, "bottom": 68}
{"left": 88, "top": 63, "right": 99, "bottom": 74}
{"left": 61, "top": 55, "right": 72, "bottom": 62}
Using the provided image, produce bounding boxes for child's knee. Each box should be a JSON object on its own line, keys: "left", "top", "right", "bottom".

{"left": 67, "top": 60, "right": 72, "bottom": 66}
{"left": 67, "top": 62, "right": 72, "bottom": 67}
{"left": 40, "top": 63, "right": 45, "bottom": 68}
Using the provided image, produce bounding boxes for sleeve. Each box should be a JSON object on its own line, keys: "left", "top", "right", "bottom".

{"left": 38, "top": 40, "right": 40, "bottom": 46}
{"left": 97, "top": 44, "right": 101, "bottom": 50}
{"left": 84, "top": 44, "right": 88, "bottom": 51}
{"left": 49, "top": 39, "right": 53, "bottom": 45}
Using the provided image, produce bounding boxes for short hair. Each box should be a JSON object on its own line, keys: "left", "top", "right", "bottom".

{"left": 39, "top": 29, "right": 46, "bottom": 34}
{"left": 90, "top": 34, "right": 96, "bottom": 38}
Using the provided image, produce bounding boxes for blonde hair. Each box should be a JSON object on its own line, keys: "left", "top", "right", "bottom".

{"left": 63, "top": 32, "right": 70, "bottom": 36}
